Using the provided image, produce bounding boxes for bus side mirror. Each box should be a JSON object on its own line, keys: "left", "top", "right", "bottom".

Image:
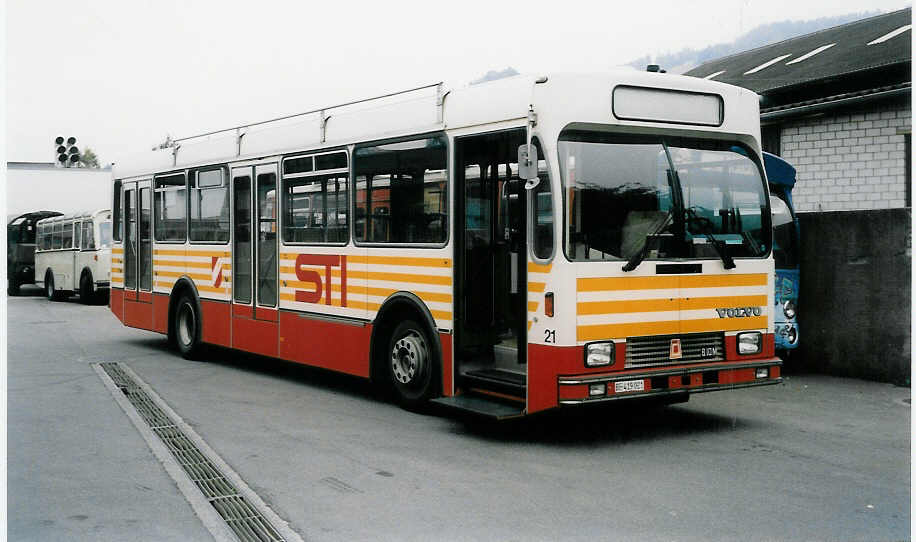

{"left": 518, "top": 144, "right": 540, "bottom": 189}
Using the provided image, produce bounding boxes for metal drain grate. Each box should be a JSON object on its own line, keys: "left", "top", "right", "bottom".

{"left": 99, "top": 362, "right": 285, "bottom": 542}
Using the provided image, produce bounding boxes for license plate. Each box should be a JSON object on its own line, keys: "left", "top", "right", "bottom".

{"left": 614, "top": 379, "right": 645, "bottom": 393}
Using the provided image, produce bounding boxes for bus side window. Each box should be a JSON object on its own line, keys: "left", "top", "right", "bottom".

{"left": 113, "top": 180, "right": 122, "bottom": 242}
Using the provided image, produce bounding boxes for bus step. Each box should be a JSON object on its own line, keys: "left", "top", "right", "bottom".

{"left": 431, "top": 395, "right": 525, "bottom": 420}
{"left": 460, "top": 368, "right": 526, "bottom": 398}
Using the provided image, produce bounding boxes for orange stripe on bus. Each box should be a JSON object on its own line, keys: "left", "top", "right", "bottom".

{"left": 528, "top": 282, "right": 546, "bottom": 293}
{"left": 527, "top": 301, "right": 539, "bottom": 312}
{"left": 577, "top": 295, "right": 768, "bottom": 315}
{"left": 153, "top": 249, "right": 230, "bottom": 257}
{"left": 577, "top": 273, "right": 768, "bottom": 292}
{"left": 527, "top": 262, "right": 552, "bottom": 273}
{"left": 154, "top": 259, "right": 230, "bottom": 270}
{"left": 279, "top": 254, "right": 451, "bottom": 268}
{"left": 576, "top": 316, "right": 768, "bottom": 342}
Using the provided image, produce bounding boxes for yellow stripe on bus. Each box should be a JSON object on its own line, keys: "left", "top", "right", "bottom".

{"left": 576, "top": 315, "right": 769, "bottom": 342}
{"left": 577, "top": 273, "right": 768, "bottom": 292}
{"left": 578, "top": 295, "right": 768, "bottom": 315}
{"left": 528, "top": 282, "right": 546, "bottom": 293}
{"left": 527, "top": 301, "right": 539, "bottom": 312}
{"left": 279, "top": 282, "right": 452, "bottom": 304}
{"left": 278, "top": 266, "right": 450, "bottom": 286}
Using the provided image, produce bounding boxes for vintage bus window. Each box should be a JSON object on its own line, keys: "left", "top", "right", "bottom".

{"left": 560, "top": 132, "right": 768, "bottom": 261}
{"left": 61, "top": 221, "right": 73, "bottom": 249}
{"left": 113, "top": 180, "right": 122, "bottom": 242}
{"left": 354, "top": 136, "right": 447, "bottom": 244}
{"left": 282, "top": 151, "right": 349, "bottom": 244}
{"left": 52, "top": 222, "right": 62, "bottom": 249}
{"left": 154, "top": 173, "right": 187, "bottom": 241}
{"left": 73, "top": 220, "right": 82, "bottom": 249}
{"left": 124, "top": 189, "right": 137, "bottom": 289}
{"left": 98, "top": 221, "right": 112, "bottom": 248}
{"left": 81, "top": 221, "right": 94, "bottom": 249}
{"left": 190, "top": 168, "right": 230, "bottom": 243}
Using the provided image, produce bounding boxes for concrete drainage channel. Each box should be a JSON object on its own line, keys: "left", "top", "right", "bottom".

{"left": 95, "top": 362, "right": 304, "bottom": 542}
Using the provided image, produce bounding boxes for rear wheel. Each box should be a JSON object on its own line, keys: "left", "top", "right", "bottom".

{"left": 174, "top": 294, "right": 203, "bottom": 359}
{"left": 387, "top": 319, "right": 439, "bottom": 407}
{"left": 79, "top": 272, "right": 95, "bottom": 304}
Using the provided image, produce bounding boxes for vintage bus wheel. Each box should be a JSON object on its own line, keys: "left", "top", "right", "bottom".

{"left": 79, "top": 272, "right": 95, "bottom": 304}
{"left": 174, "top": 295, "right": 203, "bottom": 359}
{"left": 45, "top": 271, "right": 61, "bottom": 301}
{"left": 387, "top": 320, "right": 437, "bottom": 406}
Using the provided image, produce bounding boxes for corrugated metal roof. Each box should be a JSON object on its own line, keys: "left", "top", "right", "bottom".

{"left": 685, "top": 8, "right": 911, "bottom": 93}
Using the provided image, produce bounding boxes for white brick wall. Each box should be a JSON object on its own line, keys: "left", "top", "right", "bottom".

{"left": 779, "top": 103, "right": 911, "bottom": 211}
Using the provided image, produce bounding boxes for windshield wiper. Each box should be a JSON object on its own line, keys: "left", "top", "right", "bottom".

{"left": 685, "top": 208, "right": 735, "bottom": 270}
{"left": 622, "top": 209, "right": 673, "bottom": 272}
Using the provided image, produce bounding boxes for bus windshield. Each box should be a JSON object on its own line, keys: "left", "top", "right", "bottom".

{"left": 770, "top": 193, "right": 798, "bottom": 268}
{"left": 560, "top": 132, "right": 769, "bottom": 262}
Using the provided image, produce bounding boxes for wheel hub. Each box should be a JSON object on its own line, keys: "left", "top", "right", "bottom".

{"left": 178, "top": 304, "right": 194, "bottom": 347}
{"left": 391, "top": 333, "right": 427, "bottom": 385}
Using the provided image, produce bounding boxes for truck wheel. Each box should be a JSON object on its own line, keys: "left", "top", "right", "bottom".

{"left": 45, "top": 271, "right": 62, "bottom": 301}
{"left": 8, "top": 277, "right": 20, "bottom": 296}
{"left": 387, "top": 319, "right": 439, "bottom": 407}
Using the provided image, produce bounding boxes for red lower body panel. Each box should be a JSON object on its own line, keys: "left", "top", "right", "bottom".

{"left": 440, "top": 332, "right": 453, "bottom": 397}
{"left": 152, "top": 293, "right": 169, "bottom": 334}
{"left": 278, "top": 312, "right": 370, "bottom": 377}
{"left": 201, "top": 299, "right": 231, "bottom": 348}
{"left": 233, "top": 308, "right": 279, "bottom": 358}
{"left": 110, "top": 288, "right": 124, "bottom": 322}
{"left": 124, "top": 291, "right": 154, "bottom": 331}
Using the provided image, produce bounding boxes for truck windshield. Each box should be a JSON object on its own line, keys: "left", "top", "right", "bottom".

{"left": 560, "top": 132, "right": 769, "bottom": 262}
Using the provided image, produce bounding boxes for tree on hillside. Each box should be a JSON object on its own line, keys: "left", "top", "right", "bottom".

{"left": 80, "top": 147, "right": 100, "bottom": 168}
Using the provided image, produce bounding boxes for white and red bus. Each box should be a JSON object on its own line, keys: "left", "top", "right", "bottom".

{"left": 110, "top": 72, "right": 781, "bottom": 418}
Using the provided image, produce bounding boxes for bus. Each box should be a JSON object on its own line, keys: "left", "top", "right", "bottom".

{"left": 109, "top": 72, "right": 782, "bottom": 419}
{"left": 35, "top": 209, "right": 112, "bottom": 303}
{"left": 7, "top": 210, "right": 63, "bottom": 295}
{"left": 764, "top": 152, "right": 800, "bottom": 357}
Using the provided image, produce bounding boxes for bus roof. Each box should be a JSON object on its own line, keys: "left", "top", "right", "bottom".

{"left": 36, "top": 209, "right": 111, "bottom": 225}
{"left": 113, "top": 71, "right": 762, "bottom": 180}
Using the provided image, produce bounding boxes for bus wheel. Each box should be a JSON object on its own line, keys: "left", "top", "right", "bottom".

{"left": 45, "top": 271, "right": 61, "bottom": 301}
{"left": 8, "top": 277, "right": 20, "bottom": 296}
{"left": 79, "top": 272, "right": 95, "bottom": 304}
{"left": 174, "top": 294, "right": 203, "bottom": 360}
{"left": 387, "top": 320, "right": 437, "bottom": 407}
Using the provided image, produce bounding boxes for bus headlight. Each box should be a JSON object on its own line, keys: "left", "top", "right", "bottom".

{"left": 585, "top": 342, "right": 614, "bottom": 367}
{"left": 737, "top": 332, "right": 762, "bottom": 355}
{"left": 783, "top": 300, "right": 796, "bottom": 319}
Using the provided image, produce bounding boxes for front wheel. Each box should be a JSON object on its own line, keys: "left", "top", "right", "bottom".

{"left": 387, "top": 319, "right": 439, "bottom": 407}
{"left": 174, "top": 294, "right": 203, "bottom": 360}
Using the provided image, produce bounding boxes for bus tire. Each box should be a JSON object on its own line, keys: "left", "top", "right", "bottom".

{"left": 387, "top": 319, "right": 438, "bottom": 408}
{"left": 45, "top": 270, "right": 62, "bottom": 301}
{"left": 174, "top": 293, "right": 203, "bottom": 360}
{"left": 8, "top": 277, "right": 20, "bottom": 296}
{"left": 79, "top": 271, "right": 95, "bottom": 304}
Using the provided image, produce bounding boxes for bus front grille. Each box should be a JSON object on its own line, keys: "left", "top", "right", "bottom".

{"left": 625, "top": 332, "right": 725, "bottom": 369}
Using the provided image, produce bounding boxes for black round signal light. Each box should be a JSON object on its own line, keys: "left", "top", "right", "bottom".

{"left": 56, "top": 145, "right": 67, "bottom": 154}
{"left": 58, "top": 154, "right": 68, "bottom": 163}
{"left": 55, "top": 136, "right": 65, "bottom": 145}
{"left": 69, "top": 154, "right": 80, "bottom": 164}
{"left": 66, "top": 137, "right": 76, "bottom": 146}
{"left": 68, "top": 146, "right": 79, "bottom": 155}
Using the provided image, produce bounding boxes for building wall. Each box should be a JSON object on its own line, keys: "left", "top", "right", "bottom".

{"left": 779, "top": 101, "right": 911, "bottom": 212}
{"left": 795, "top": 208, "right": 910, "bottom": 384}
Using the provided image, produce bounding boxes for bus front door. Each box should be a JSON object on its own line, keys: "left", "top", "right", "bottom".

{"left": 230, "top": 163, "right": 280, "bottom": 357}
{"left": 122, "top": 179, "right": 154, "bottom": 329}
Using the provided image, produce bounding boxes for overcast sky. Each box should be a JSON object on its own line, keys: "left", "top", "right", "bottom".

{"left": 5, "top": 0, "right": 912, "bottom": 167}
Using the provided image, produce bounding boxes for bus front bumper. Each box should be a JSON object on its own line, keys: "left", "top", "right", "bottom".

{"left": 557, "top": 359, "right": 782, "bottom": 405}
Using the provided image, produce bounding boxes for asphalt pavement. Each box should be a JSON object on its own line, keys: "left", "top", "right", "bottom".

{"left": 6, "top": 287, "right": 912, "bottom": 541}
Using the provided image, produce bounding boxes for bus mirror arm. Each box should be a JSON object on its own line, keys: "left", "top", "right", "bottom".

{"left": 518, "top": 144, "right": 540, "bottom": 189}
